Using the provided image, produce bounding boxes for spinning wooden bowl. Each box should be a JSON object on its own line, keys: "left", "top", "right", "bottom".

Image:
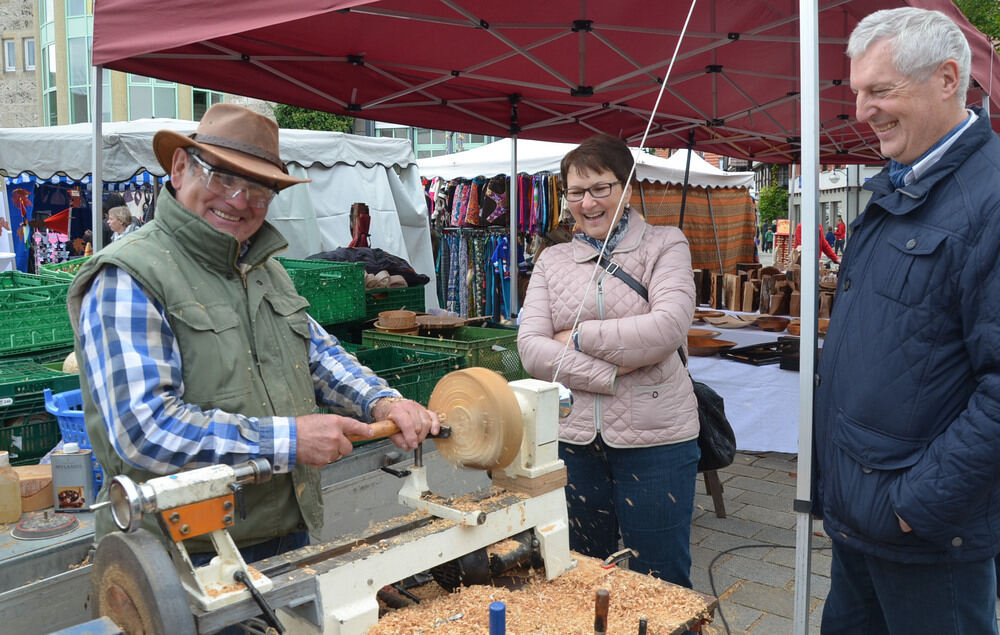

{"left": 346, "top": 368, "right": 524, "bottom": 471}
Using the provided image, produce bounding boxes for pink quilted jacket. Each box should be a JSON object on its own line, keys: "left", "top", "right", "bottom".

{"left": 518, "top": 211, "right": 699, "bottom": 447}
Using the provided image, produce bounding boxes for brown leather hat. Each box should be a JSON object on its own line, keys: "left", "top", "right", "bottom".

{"left": 153, "top": 103, "right": 309, "bottom": 192}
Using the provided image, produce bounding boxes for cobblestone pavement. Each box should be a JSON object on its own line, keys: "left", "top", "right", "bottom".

{"left": 692, "top": 451, "right": 1000, "bottom": 634}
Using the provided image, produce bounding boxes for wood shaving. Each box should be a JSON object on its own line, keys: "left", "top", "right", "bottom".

{"left": 368, "top": 554, "right": 714, "bottom": 634}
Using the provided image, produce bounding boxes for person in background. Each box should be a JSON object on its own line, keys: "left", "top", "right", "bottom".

{"left": 67, "top": 104, "right": 439, "bottom": 564}
{"left": 813, "top": 8, "right": 1000, "bottom": 633}
{"left": 824, "top": 225, "right": 836, "bottom": 249}
{"left": 764, "top": 225, "right": 774, "bottom": 252}
{"left": 793, "top": 221, "right": 840, "bottom": 264}
{"left": 834, "top": 214, "right": 846, "bottom": 255}
{"left": 105, "top": 206, "right": 139, "bottom": 243}
{"left": 517, "top": 134, "right": 699, "bottom": 587}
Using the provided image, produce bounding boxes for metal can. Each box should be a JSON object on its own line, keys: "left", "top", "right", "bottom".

{"left": 51, "top": 443, "right": 94, "bottom": 512}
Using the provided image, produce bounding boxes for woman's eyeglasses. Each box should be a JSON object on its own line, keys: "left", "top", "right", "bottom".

{"left": 187, "top": 151, "right": 278, "bottom": 209}
{"left": 563, "top": 181, "right": 621, "bottom": 203}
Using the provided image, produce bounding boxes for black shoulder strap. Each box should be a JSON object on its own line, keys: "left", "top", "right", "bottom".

{"left": 596, "top": 253, "right": 648, "bottom": 302}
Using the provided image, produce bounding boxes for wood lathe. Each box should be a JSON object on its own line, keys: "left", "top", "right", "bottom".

{"left": 87, "top": 369, "right": 577, "bottom": 634}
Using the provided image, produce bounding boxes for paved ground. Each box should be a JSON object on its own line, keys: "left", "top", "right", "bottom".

{"left": 689, "top": 451, "right": 828, "bottom": 634}
{"left": 690, "top": 451, "right": 1000, "bottom": 634}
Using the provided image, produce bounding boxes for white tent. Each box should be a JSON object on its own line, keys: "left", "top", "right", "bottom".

{"left": 417, "top": 138, "right": 753, "bottom": 189}
{"left": 0, "top": 119, "right": 439, "bottom": 309}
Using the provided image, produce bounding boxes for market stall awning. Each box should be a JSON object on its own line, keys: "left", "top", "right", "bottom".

{"left": 92, "top": 0, "right": 1000, "bottom": 163}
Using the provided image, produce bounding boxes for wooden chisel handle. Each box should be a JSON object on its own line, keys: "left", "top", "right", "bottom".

{"left": 346, "top": 420, "right": 450, "bottom": 443}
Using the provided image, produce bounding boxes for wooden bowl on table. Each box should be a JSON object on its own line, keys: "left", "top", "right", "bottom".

{"left": 687, "top": 336, "right": 738, "bottom": 356}
{"left": 688, "top": 328, "right": 722, "bottom": 338}
{"left": 378, "top": 310, "right": 417, "bottom": 330}
{"left": 755, "top": 316, "right": 790, "bottom": 332}
{"left": 784, "top": 318, "right": 828, "bottom": 337}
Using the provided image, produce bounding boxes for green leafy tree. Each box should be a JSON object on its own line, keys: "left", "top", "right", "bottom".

{"left": 272, "top": 104, "right": 354, "bottom": 132}
{"left": 757, "top": 184, "right": 788, "bottom": 226}
{"left": 955, "top": 0, "right": 1000, "bottom": 45}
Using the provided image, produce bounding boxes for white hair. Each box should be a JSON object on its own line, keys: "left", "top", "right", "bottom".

{"left": 847, "top": 8, "right": 971, "bottom": 96}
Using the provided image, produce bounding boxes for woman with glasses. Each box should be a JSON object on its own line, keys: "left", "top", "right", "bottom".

{"left": 517, "top": 134, "right": 699, "bottom": 587}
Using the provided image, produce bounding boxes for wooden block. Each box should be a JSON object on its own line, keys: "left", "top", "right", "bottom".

{"left": 768, "top": 292, "right": 790, "bottom": 316}
{"left": 710, "top": 273, "right": 724, "bottom": 309}
{"left": 492, "top": 467, "right": 568, "bottom": 497}
{"left": 724, "top": 273, "right": 741, "bottom": 311}
{"left": 742, "top": 281, "right": 759, "bottom": 313}
{"left": 693, "top": 269, "right": 705, "bottom": 304}
{"left": 13, "top": 464, "right": 53, "bottom": 512}
{"left": 819, "top": 292, "right": 834, "bottom": 318}
{"left": 789, "top": 291, "right": 801, "bottom": 317}
{"left": 736, "top": 262, "right": 762, "bottom": 280}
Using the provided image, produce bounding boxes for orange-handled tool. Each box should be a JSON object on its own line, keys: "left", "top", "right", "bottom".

{"left": 346, "top": 420, "right": 451, "bottom": 443}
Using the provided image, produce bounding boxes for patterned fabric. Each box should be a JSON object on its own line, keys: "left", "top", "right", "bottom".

{"left": 576, "top": 208, "right": 631, "bottom": 254}
{"left": 78, "top": 265, "right": 397, "bottom": 474}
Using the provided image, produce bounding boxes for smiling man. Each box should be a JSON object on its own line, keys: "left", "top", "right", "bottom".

{"left": 66, "top": 104, "right": 438, "bottom": 563}
{"left": 812, "top": 8, "right": 1000, "bottom": 634}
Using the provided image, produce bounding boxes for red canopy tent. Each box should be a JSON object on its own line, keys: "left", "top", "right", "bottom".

{"left": 87, "top": 3, "right": 1000, "bottom": 631}
{"left": 92, "top": 0, "right": 998, "bottom": 164}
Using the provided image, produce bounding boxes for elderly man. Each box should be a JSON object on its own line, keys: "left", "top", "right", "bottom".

{"left": 813, "top": 8, "right": 1000, "bottom": 633}
{"left": 68, "top": 104, "right": 438, "bottom": 562}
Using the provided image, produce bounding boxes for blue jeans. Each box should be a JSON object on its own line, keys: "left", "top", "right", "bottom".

{"left": 559, "top": 437, "right": 699, "bottom": 587}
{"left": 822, "top": 540, "right": 998, "bottom": 634}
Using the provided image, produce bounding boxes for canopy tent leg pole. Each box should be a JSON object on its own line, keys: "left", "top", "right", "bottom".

{"left": 793, "top": 0, "right": 819, "bottom": 632}
{"left": 91, "top": 65, "right": 105, "bottom": 252}
{"left": 508, "top": 96, "right": 520, "bottom": 320}
{"left": 677, "top": 131, "right": 695, "bottom": 229}
{"left": 705, "top": 189, "right": 724, "bottom": 278}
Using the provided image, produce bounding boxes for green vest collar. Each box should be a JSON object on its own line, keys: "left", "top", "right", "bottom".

{"left": 156, "top": 187, "right": 289, "bottom": 274}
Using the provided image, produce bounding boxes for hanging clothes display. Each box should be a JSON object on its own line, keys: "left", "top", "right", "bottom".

{"left": 423, "top": 173, "right": 560, "bottom": 319}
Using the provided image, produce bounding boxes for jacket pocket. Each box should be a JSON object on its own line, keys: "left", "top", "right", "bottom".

{"left": 167, "top": 302, "right": 252, "bottom": 406}
{"left": 828, "top": 409, "right": 928, "bottom": 543}
{"left": 629, "top": 381, "right": 671, "bottom": 430}
{"left": 872, "top": 229, "right": 947, "bottom": 306}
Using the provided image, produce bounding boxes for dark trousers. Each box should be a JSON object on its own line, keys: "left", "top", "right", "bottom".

{"left": 822, "top": 540, "right": 998, "bottom": 634}
{"left": 559, "top": 437, "right": 699, "bottom": 587}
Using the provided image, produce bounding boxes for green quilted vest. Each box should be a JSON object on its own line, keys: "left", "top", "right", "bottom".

{"left": 67, "top": 188, "right": 323, "bottom": 552}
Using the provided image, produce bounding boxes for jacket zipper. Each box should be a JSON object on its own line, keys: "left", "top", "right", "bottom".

{"left": 594, "top": 271, "right": 607, "bottom": 435}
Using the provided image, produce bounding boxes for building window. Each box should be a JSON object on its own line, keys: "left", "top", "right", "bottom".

{"left": 23, "top": 38, "right": 35, "bottom": 71}
{"left": 128, "top": 74, "right": 178, "bottom": 119}
{"left": 66, "top": 0, "right": 87, "bottom": 17}
{"left": 192, "top": 89, "right": 225, "bottom": 120}
{"left": 3, "top": 40, "right": 15, "bottom": 72}
{"left": 42, "top": 44, "right": 58, "bottom": 125}
{"left": 68, "top": 36, "right": 91, "bottom": 123}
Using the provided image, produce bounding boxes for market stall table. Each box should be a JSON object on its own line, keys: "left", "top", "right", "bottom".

{"left": 688, "top": 321, "right": 804, "bottom": 454}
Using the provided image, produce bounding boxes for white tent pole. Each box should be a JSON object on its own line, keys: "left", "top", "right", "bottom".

{"left": 509, "top": 133, "right": 519, "bottom": 319}
{"left": 793, "top": 0, "right": 819, "bottom": 633}
{"left": 92, "top": 65, "right": 104, "bottom": 252}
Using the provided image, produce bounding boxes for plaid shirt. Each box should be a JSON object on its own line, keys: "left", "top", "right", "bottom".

{"left": 78, "top": 265, "right": 398, "bottom": 475}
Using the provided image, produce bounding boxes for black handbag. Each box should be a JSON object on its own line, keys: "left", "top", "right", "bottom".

{"left": 596, "top": 254, "right": 737, "bottom": 472}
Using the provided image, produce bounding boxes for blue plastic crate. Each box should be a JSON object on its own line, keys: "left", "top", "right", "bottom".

{"left": 43, "top": 388, "right": 103, "bottom": 487}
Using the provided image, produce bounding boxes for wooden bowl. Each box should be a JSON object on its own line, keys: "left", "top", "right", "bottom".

{"left": 378, "top": 310, "right": 416, "bottom": 329}
{"left": 687, "top": 336, "right": 737, "bottom": 356}
{"left": 688, "top": 328, "right": 722, "bottom": 338}
{"left": 755, "top": 316, "right": 790, "bottom": 332}
{"left": 786, "top": 320, "right": 801, "bottom": 336}
{"left": 694, "top": 310, "right": 725, "bottom": 320}
{"left": 702, "top": 314, "right": 751, "bottom": 329}
{"left": 372, "top": 321, "right": 419, "bottom": 335}
{"left": 784, "top": 319, "right": 827, "bottom": 337}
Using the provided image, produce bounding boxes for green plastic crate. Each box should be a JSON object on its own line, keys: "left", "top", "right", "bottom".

{"left": 0, "top": 360, "right": 80, "bottom": 420}
{"left": 0, "top": 308, "right": 74, "bottom": 357}
{"left": 0, "top": 272, "right": 70, "bottom": 310}
{"left": 355, "top": 346, "right": 463, "bottom": 405}
{"left": 362, "top": 326, "right": 527, "bottom": 382}
{"left": 2, "top": 345, "right": 76, "bottom": 365}
{"left": 0, "top": 413, "right": 61, "bottom": 465}
{"left": 364, "top": 286, "right": 426, "bottom": 321}
{"left": 277, "top": 258, "right": 366, "bottom": 325}
{"left": 38, "top": 256, "right": 90, "bottom": 281}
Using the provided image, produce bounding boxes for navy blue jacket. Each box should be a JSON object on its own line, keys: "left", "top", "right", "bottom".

{"left": 814, "top": 107, "right": 1000, "bottom": 563}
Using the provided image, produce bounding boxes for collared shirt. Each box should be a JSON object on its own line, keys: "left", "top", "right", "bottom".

{"left": 78, "top": 265, "right": 399, "bottom": 475}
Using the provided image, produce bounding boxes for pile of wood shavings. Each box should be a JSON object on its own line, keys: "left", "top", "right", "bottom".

{"left": 369, "top": 554, "right": 713, "bottom": 634}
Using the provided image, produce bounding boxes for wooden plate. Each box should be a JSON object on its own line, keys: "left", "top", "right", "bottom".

{"left": 702, "top": 315, "right": 752, "bottom": 329}
{"left": 687, "top": 336, "right": 738, "bottom": 356}
{"left": 688, "top": 328, "right": 722, "bottom": 338}
{"left": 694, "top": 310, "right": 725, "bottom": 320}
{"left": 372, "top": 321, "right": 420, "bottom": 335}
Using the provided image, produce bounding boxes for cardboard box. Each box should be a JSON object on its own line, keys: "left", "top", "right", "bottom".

{"left": 13, "top": 464, "right": 53, "bottom": 512}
